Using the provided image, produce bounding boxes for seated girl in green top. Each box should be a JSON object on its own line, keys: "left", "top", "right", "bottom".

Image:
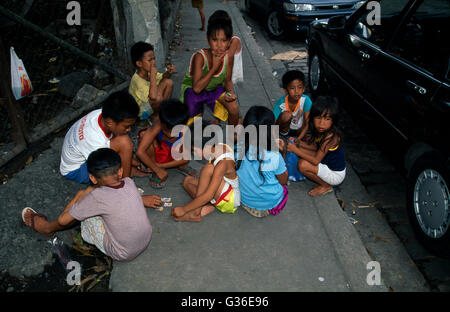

{"left": 180, "top": 16, "right": 240, "bottom": 126}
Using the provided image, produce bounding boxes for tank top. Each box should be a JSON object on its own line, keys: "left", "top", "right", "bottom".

{"left": 322, "top": 145, "right": 346, "bottom": 171}
{"left": 231, "top": 36, "right": 243, "bottom": 84}
{"left": 180, "top": 48, "right": 228, "bottom": 103}
{"left": 210, "top": 144, "right": 240, "bottom": 207}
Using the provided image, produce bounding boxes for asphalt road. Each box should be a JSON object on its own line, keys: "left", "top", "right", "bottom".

{"left": 239, "top": 6, "right": 450, "bottom": 292}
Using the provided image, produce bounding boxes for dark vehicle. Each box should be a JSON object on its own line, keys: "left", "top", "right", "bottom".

{"left": 244, "top": 0, "right": 365, "bottom": 39}
{"left": 306, "top": 0, "right": 450, "bottom": 257}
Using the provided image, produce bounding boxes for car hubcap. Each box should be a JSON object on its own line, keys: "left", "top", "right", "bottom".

{"left": 310, "top": 55, "right": 320, "bottom": 91}
{"left": 413, "top": 169, "right": 450, "bottom": 239}
{"left": 268, "top": 12, "right": 283, "bottom": 36}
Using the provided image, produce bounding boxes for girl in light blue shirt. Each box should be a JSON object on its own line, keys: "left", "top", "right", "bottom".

{"left": 236, "top": 106, "right": 288, "bottom": 218}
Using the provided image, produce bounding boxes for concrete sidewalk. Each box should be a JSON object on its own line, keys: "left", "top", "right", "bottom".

{"left": 109, "top": 0, "right": 386, "bottom": 292}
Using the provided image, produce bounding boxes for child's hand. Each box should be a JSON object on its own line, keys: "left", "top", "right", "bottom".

{"left": 277, "top": 138, "right": 285, "bottom": 152}
{"left": 287, "top": 140, "right": 297, "bottom": 153}
{"left": 166, "top": 64, "right": 176, "bottom": 75}
{"left": 171, "top": 206, "right": 185, "bottom": 218}
{"left": 142, "top": 195, "right": 162, "bottom": 209}
{"left": 224, "top": 91, "right": 237, "bottom": 102}
{"left": 211, "top": 52, "right": 225, "bottom": 71}
{"left": 149, "top": 64, "right": 158, "bottom": 79}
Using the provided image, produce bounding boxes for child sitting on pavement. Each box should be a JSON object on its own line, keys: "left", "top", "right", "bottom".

{"left": 22, "top": 148, "right": 162, "bottom": 262}
{"left": 286, "top": 96, "right": 346, "bottom": 197}
{"left": 237, "top": 106, "right": 288, "bottom": 218}
{"left": 136, "top": 99, "right": 197, "bottom": 189}
{"left": 273, "top": 70, "right": 312, "bottom": 155}
{"left": 60, "top": 91, "right": 146, "bottom": 184}
{"left": 171, "top": 119, "right": 240, "bottom": 222}
{"left": 129, "top": 41, "right": 176, "bottom": 122}
{"left": 180, "top": 15, "right": 240, "bottom": 126}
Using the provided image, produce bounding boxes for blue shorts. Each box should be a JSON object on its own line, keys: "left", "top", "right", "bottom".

{"left": 64, "top": 162, "right": 91, "bottom": 184}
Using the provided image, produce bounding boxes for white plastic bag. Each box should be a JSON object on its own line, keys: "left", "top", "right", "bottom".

{"left": 10, "top": 47, "right": 33, "bottom": 100}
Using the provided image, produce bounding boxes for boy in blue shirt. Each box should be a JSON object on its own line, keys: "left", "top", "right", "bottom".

{"left": 273, "top": 70, "right": 312, "bottom": 144}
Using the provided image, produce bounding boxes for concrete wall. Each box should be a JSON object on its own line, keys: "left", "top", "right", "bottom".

{"left": 111, "top": 0, "right": 181, "bottom": 74}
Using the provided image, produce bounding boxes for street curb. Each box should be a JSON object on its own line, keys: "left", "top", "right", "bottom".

{"left": 228, "top": 3, "right": 283, "bottom": 108}
{"left": 229, "top": 2, "right": 386, "bottom": 291}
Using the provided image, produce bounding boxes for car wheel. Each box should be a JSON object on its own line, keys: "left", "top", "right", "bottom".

{"left": 406, "top": 153, "right": 450, "bottom": 258}
{"left": 266, "top": 10, "right": 285, "bottom": 39}
{"left": 308, "top": 50, "right": 327, "bottom": 96}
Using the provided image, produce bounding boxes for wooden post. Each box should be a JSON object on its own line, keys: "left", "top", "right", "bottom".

{"left": 0, "top": 37, "right": 29, "bottom": 145}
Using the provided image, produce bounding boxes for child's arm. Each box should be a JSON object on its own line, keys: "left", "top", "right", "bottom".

{"left": 142, "top": 195, "right": 162, "bottom": 209}
{"left": 287, "top": 135, "right": 338, "bottom": 166}
{"left": 192, "top": 52, "right": 224, "bottom": 94}
{"left": 297, "top": 111, "right": 310, "bottom": 141}
{"left": 135, "top": 122, "right": 168, "bottom": 180}
{"left": 181, "top": 162, "right": 227, "bottom": 213}
{"left": 276, "top": 170, "right": 288, "bottom": 186}
{"left": 148, "top": 65, "right": 158, "bottom": 105}
{"left": 223, "top": 53, "right": 236, "bottom": 99}
{"left": 58, "top": 186, "right": 96, "bottom": 227}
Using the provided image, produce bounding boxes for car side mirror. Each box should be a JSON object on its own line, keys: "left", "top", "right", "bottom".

{"left": 327, "top": 15, "right": 346, "bottom": 31}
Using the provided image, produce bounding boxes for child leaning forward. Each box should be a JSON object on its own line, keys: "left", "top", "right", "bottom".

{"left": 171, "top": 120, "right": 240, "bottom": 222}
{"left": 136, "top": 99, "right": 197, "bottom": 189}
{"left": 180, "top": 16, "right": 240, "bottom": 126}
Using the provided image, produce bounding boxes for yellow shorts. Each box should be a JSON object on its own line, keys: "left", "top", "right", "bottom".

{"left": 212, "top": 184, "right": 237, "bottom": 214}
{"left": 191, "top": 0, "right": 204, "bottom": 9}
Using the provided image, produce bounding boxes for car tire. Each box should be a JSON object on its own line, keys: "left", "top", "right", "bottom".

{"left": 406, "top": 152, "right": 450, "bottom": 258}
{"left": 266, "top": 10, "right": 285, "bottom": 40}
{"left": 308, "top": 50, "right": 327, "bottom": 97}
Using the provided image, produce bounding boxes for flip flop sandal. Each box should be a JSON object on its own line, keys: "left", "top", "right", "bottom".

{"left": 241, "top": 205, "right": 269, "bottom": 218}
{"left": 21, "top": 207, "right": 48, "bottom": 231}
{"left": 149, "top": 175, "right": 165, "bottom": 189}
{"left": 137, "top": 162, "right": 152, "bottom": 173}
{"left": 176, "top": 167, "right": 197, "bottom": 177}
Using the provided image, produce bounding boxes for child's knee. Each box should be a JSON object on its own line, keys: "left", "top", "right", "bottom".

{"left": 112, "top": 135, "right": 133, "bottom": 153}
{"left": 227, "top": 102, "right": 240, "bottom": 116}
{"left": 182, "top": 175, "right": 195, "bottom": 187}
{"left": 278, "top": 111, "right": 292, "bottom": 125}
{"left": 298, "top": 159, "right": 310, "bottom": 173}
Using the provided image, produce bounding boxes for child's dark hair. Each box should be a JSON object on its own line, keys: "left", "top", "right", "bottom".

{"left": 159, "top": 99, "right": 190, "bottom": 129}
{"left": 282, "top": 70, "right": 305, "bottom": 89}
{"left": 130, "top": 41, "right": 154, "bottom": 67}
{"left": 87, "top": 148, "right": 121, "bottom": 179}
{"left": 102, "top": 91, "right": 139, "bottom": 122}
{"left": 207, "top": 16, "right": 233, "bottom": 40}
{"left": 189, "top": 119, "right": 221, "bottom": 150}
{"left": 236, "top": 106, "right": 277, "bottom": 183}
{"left": 208, "top": 10, "right": 232, "bottom": 26}
{"left": 307, "top": 96, "right": 342, "bottom": 151}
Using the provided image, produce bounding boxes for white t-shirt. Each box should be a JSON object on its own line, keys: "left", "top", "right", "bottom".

{"left": 60, "top": 109, "right": 112, "bottom": 175}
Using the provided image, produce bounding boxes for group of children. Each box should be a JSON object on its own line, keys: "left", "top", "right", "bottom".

{"left": 21, "top": 9, "right": 346, "bottom": 262}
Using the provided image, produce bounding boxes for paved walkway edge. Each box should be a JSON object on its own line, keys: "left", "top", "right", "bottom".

{"left": 228, "top": 2, "right": 386, "bottom": 292}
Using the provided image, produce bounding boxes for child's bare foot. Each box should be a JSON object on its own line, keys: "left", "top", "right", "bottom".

{"left": 22, "top": 207, "right": 50, "bottom": 235}
{"left": 171, "top": 208, "right": 202, "bottom": 222}
{"left": 308, "top": 185, "right": 333, "bottom": 197}
{"left": 131, "top": 166, "right": 152, "bottom": 177}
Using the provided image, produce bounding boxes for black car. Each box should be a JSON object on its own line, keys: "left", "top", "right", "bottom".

{"left": 243, "top": 0, "right": 365, "bottom": 39}
{"left": 306, "top": 0, "right": 450, "bottom": 257}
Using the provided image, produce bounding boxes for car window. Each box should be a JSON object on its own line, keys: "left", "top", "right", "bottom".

{"left": 352, "top": 0, "right": 410, "bottom": 48}
{"left": 389, "top": 0, "right": 450, "bottom": 77}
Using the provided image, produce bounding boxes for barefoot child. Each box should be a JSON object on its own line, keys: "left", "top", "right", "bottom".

{"left": 60, "top": 91, "right": 144, "bottom": 184}
{"left": 23, "top": 148, "right": 162, "bottom": 261}
{"left": 171, "top": 120, "right": 240, "bottom": 222}
{"left": 273, "top": 70, "right": 312, "bottom": 149}
{"left": 129, "top": 41, "right": 175, "bottom": 122}
{"left": 136, "top": 99, "right": 197, "bottom": 189}
{"left": 237, "top": 106, "right": 288, "bottom": 218}
{"left": 286, "top": 96, "right": 346, "bottom": 196}
{"left": 180, "top": 16, "right": 240, "bottom": 126}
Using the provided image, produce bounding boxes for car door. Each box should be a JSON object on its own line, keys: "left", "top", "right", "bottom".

{"left": 363, "top": 0, "right": 450, "bottom": 146}
{"left": 320, "top": 0, "right": 411, "bottom": 106}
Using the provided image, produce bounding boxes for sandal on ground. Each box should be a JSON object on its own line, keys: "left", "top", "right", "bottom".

{"left": 21, "top": 207, "right": 48, "bottom": 231}
{"left": 149, "top": 174, "right": 165, "bottom": 189}
{"left": 176, "top": 167, "right": 197, "bottom": 177}
{"left": 241, "top": 205, "right": 269, "bottom": 218}
{"left": 308, "top": 187, "right": 334, "bottom": 197}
